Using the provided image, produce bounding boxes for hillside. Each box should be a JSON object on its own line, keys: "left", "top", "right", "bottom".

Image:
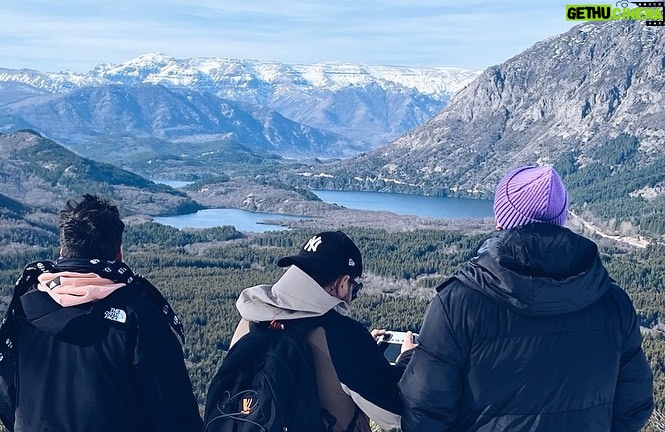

{"left": 1, "top": 84, "right": 359, "bottom": 160}
{"left": 0, "top": 130, "right": 201, "bottom": 249}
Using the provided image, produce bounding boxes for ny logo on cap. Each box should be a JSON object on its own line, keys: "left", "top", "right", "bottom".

{"left": 303, "top": 235, "right": 323, "bottom": 252}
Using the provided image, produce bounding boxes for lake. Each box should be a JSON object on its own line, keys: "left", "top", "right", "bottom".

{"left": 154, "top": 179, "right": 193, "bottom": 188}
{"left": 153, "top": 190, "right": 493, "bottom": 232}
{"left": 153, "top": 209, "right": 305, "bottom": 232}
{"left": 313, "top": 190, "right": 493, "bottom": 219}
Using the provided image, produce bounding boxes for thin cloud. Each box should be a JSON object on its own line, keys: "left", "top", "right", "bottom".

{"left": 0, "top": 0, "right": 578, "bottom": 72}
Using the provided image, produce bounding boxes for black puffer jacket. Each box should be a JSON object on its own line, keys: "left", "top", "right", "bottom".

{"left": 0, "top": 259, "right": 203, "bottom": 432}
{"left": 399, "top": 224, "right": 654, "bottom": 432}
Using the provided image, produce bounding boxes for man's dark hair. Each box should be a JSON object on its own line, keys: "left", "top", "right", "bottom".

{"left": 299, "top": 267, "right": 343, "bottom": 290}
{"left": 58, "top": 194, "right": 125, "bottom": 260}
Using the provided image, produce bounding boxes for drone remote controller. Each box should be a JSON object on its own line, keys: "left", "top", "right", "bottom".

{"left": 376, "top": 330, "right": 418, "bottom": 345}
{"left": 376, "top": 331, "right": 419, "bottom": 364}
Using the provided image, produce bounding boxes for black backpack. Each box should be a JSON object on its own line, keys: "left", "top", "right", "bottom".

{"left": 204, "top": 315, "right": 332, "bottom": 432}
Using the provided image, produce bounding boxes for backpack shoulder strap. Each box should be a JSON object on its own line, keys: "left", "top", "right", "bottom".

{"left": 250, "top": 310, "right": 337, "bottom": 335}
{"left": 283, "top": 310, "right": 337, "bottom": 334}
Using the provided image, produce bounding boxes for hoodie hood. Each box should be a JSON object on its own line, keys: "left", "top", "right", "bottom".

{"left": 455, "top": 224, "right": 611, "bottom": 316}
{"left": 236, "top": 265, "right": 349, "bottom": 322}
{"left": 19, "top": 288, "right": 109, "bottom": 337}
{"left": 37, "top": 271, "right": 126, "bottom": 307}
{"left": 13, "top": 258, "right": 186, "bottom": 344}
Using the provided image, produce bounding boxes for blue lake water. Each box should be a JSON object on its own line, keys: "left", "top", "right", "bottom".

{"left": 154, "top": 190, "right": 493, "bottom": 232}
{"left": 154, "top": 179, "right": 193, "bottom": 188}
{"left": 313, "top": 190, "right": 493, "bottom": 219}
{"left": 153, "top": 209, "right": 304, "bottom": 232}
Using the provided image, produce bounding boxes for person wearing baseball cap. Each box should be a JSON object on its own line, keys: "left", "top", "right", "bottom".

{"left": 229, "top": 230, "right": 415, "bottom": 431}
{"left": 400, "top": 165, "right": 653, "bottom": 431}
{"left": 276, "top": 231, "right": 364, "bottom": 303}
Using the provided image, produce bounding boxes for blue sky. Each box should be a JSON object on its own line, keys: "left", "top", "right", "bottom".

{"left": 0, "top": 0, "right": 578, "bottom": 72}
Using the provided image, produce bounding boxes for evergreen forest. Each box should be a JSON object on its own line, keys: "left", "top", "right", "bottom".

{"left": 1, "top": 223, "right": 664, "bottom": 431}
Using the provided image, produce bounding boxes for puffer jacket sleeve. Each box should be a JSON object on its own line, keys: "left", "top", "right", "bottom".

{"left": 399, "top": 288, "right": 466, "bottom": 432}
{"left": 133, "top": 301, "right": 204, "bottom": 432}
{"left": 610, "top": 286, "right": 654, "bottom": 432}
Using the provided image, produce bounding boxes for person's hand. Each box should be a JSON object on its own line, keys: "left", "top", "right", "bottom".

{"left": 370, "top": 328, "right": 386, "bottom": 342}
{"left": 401, "top": 331, "right": 418, "bottom": 353}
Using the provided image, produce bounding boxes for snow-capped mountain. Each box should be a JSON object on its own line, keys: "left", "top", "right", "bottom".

{"left": 0, "top": 56, "right": 479, "bottom": 157}
{"left": 95, "top": 53, "right": 476, "bottom": 97}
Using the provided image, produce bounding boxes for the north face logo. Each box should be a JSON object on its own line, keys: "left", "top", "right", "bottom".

{"left": 103, "top": 308, "right": 127, "bottom": 323}
{"left": 303, "top": 235, "right": 323, "bottom": 252}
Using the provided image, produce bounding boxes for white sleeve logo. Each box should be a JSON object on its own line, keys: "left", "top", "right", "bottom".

{"left": 103, "top": 308, "right": 127, "bottom": 323}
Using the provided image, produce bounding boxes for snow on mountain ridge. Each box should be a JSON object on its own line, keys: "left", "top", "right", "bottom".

{"left": 99, "top": 53, "right": 481, "bottom": 98}
{"left": 0, "top": 68, "right": 103, "bottom": 93}
{"left": 1, "top": 53, "right": 480, "bottom": 100}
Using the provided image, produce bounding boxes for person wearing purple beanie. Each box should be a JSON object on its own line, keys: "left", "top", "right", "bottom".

{"left": 399, "top": 165, "right": 654, "bottom": 432}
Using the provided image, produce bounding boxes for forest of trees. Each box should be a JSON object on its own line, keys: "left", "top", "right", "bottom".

{"left": 1, "top": 223, "right": 664, "bottom": 431}
{"left": 555, "top": 134, "right": 665, "bottom": 235}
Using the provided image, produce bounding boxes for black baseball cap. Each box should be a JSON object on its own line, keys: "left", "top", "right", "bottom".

{"left": 277, "top": 231, "right": 363, "bottom": 278}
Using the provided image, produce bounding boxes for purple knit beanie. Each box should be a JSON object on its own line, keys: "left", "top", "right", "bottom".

{"left": 493, "top": 166, "right": 568, "bottom": 230}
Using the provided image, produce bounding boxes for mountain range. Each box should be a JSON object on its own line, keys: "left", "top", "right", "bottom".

{"left": 0, "top": 56, "right": 479, "bottom": 158}
{"left": 285, "top": 21, "right": 665, "bottom": 235}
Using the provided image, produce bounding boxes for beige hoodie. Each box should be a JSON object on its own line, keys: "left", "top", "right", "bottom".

{"left": 235, "top": 265, "right": 349, "bottom": 322}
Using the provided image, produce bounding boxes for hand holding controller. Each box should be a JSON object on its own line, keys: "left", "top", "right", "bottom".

{"left": 376, "top": 331, "right": 418, "bottom": 345}
{"left": 376, "top": 330, "right": 419, "bottom": 364}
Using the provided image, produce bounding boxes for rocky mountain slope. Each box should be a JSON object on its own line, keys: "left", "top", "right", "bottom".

{"left": 0, "top": 57, "right": 479, "bottom": 158}
{"left": 325, "top": 22, "right": 662, "bottom": 191}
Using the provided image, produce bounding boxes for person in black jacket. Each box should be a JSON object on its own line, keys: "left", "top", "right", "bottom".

{"left": 228, "top": 230, "right": 416, "bottom": 431}
{"left": 399, "top": 166, "right": 654, "bottom": 432}
{"left": 0, "top": 194, "right": 203, "bottom": 432}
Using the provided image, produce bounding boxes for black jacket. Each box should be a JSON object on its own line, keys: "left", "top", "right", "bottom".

{"left": 0, "top": 259, "right": 203, "bottom": 432}
{"left": 399, "top": 224, "right": 654, "bottom": 432}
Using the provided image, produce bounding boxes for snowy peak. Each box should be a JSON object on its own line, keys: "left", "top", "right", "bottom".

{"left": 98, "top": 54, "right": 480, "bottom": 97}
{"left": 0, "top": 68, "right": 102, "bottom": 93}
{"left": 0, "top": 54, "right": 481, "bottom": 99}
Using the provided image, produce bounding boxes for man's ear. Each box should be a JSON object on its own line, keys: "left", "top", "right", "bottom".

{"left": 336, "top": 274, "right": 351, "bottom": 298}
{"left": 337, "top": 274, "right": 350, "bottom": 287}
{"left": 495, "top": 225, "right": 503, "bottom": 231}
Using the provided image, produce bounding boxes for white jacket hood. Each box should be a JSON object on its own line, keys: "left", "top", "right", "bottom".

{"left": 236, "top": 265, "right": 349, "bottom": 322}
